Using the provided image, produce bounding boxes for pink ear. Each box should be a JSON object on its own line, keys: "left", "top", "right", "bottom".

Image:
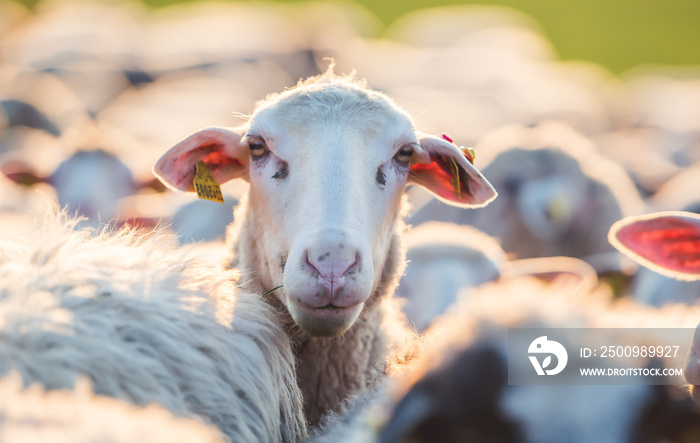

{"left": 1, "top": 159, "right": 49, "bottom": 187}
{"left": 608, "top": 211, "right": 700, "bottom": 281}
{"left": 409, "top": 134, "right": 497, "bottom": 208}
{"left": 153, "top": 127, "right": 248, "bottom": 192}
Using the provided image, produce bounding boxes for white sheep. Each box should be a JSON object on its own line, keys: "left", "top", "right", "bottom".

{"left": 609, "top": 211, "right": 700, "bottom": 404}
{"left": 2, "top": 124, "right": 168, "bottom": 230}
{"left": 0, "top": 206, "right": 306, "bottom": 443}
{"left": 2, "top": 149, "right": 149, "bottom": 229}
{"left": 152, "top": 68, "right": 497, "bottom": 425}
{"left": 395, "top": 222, "right": 505, "bottom": 332}
{"left": 410, "top": 121, "right": 644, "bottom": 270}
{"left": 311, "top": 276, "right": 700, "bottom": 443}
{"left": 0, "top": 372, "right": 226, "bottom": 443}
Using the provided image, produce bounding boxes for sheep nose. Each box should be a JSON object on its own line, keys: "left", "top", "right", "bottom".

{"left": 304, "top": 248, "right": 361, "bottom": 281}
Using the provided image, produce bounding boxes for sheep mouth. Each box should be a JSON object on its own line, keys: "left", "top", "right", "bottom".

{"left": 320, "top": 303, "right": 352, "bottom": 311}
{"left": 287, "top": 298, "right": 364, "bottom": 337}
{"left": 292, "top": 300, "right": 362, "bottom": 314}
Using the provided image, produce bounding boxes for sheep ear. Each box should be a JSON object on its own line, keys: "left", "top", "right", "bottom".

{"left": 153, "top": 126, "right": 249, "bottom": 192}
{"left": 1, "top": 159, "right": 50, "bottom": 187}
{"left": 409, "top": 133, "right": 497, "bottom": 208}
{"left": 608, "top": 211, "right": 700, "bottom": 281}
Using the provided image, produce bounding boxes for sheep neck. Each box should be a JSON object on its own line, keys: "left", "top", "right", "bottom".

{"left": 227, "top": 195, "right": 408, "bottom": 427}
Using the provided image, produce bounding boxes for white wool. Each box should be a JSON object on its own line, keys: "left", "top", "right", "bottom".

{"left": 0, "top": 372, "right": 226, "bottom": 443}
{"left": 0, "top": 206, "right": 306, "bottom": 443}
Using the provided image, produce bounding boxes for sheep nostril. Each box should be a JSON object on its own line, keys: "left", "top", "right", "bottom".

{"left": 344, "top": 252, "right": 361, "bottom": 276}
{"left": 303, "top": 250, "right": 320, "bottom": 278}
{"left": 304, "top": 249, "right": 361, "bottom": 279}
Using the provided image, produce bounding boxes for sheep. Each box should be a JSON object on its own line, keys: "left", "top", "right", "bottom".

{"left": 0, "top": 206, "right": 307, "bottom": 443}
{"left": 332, "top": 5, "right": 612, "bottom": 147}
{"left": 621, "top": 168, "right": 700, "bottom": 306}
{"left": 395, "top": 222, "right": 506, "bottom": 332}
{"left": 0, "top": 372, "right": 226, "bottom": 443}
{"left": 152, "top": 68, "right": 497, "bottom": 425}
{"left": 611, "top": 210, "right": 700, "bottom": 413}
{"left": 410, "top": 121, "right": 644, "bottom": 270}
{"left": 311, "top": 276, "right": 700, "bottom": 443}
{"left": 395, "top": 222, "right": 596, "bottom": 333}
{"left": 620, "top": 73, "right": 700, "bottom": 168}
{"left": 2, "top": 139, "right": 167, "bottom": 229}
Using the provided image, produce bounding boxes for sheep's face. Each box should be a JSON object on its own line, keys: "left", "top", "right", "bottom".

{"left": 154, "top": 76, "right": 496, "bottom": 337}
{"left": 243, "top": 88, "right": 421, "bottom": 337}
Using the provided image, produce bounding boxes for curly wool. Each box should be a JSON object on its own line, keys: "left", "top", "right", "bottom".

{"left": 0, "top": 207, "right": 306, "bottom": 443}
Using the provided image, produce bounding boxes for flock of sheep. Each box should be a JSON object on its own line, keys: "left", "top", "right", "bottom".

{"left": 1, "top": 1, "right": 700, "bottom": 442}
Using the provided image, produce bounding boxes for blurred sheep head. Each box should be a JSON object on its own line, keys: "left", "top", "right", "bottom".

{"left": 411, "top": 121, "right": 644, "bottom": 267}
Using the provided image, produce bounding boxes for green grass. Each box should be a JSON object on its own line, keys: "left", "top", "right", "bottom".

{"left": 331, "top": 0, "right": 700, "bottom": 73}
{"left": 16, "top": 0, "right": 700, "bottom": 74}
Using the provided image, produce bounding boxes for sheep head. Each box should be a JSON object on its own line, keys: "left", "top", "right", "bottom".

{"left": 154, "top": 73, "right": 496, "bottom": 337}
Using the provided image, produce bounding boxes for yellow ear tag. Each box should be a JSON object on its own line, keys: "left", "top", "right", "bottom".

{"left": 464, "top": 147, "right": 476, "bottom": 163}
{"left": 193, "top": 161, "right": 224, "bottom": 204}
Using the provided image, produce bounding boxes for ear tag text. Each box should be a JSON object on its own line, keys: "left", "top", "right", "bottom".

{"left": 193, "top": 161, "right": 224, "bottom": 204}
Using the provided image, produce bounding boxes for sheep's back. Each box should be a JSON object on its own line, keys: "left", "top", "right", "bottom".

{"left": 0, "top": 207, "right": 306, "bottom": 443}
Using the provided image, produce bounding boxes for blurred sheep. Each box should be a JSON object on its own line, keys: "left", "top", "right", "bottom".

{"left": 593, "top": 128, "right": 684, "bottom": 198}
{"left": 2, "top": 149, "right": 160, "bottom": 229}
{"left": 609, "top": 211, "right": 700, "bottom": 405}
{"left": 623, "top": 72, "right": 700, "bottom": 168}
{"left": 0, "top": 373, "right": 226, "bottom": 443}
{"left": 0, "top": 1, "right": 147, "bottom": 115}
{"left": 396, "top": 222, "right": 505, "bottom": 332}
{"left": 649, "top": 164, "right": 700, "bottom": 214}
{"left": 410, "top": 121, "right": 645, "bottom": 270}
{"left": 312, "top": 277, "right": 700, "bottom": 443}
{"left": 333, "top": 6, "right": 612, "bottom": 145}
{"left": 397, "top": 221, "right": 598, "bottom": 332}
{"left": 0, "top": 99, "right": 61, "bottom": 137}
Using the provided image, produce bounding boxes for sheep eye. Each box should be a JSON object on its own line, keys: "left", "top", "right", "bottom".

{"left": 395, "top": 145, "right": 414, "bottom": 164}
{"left": 248, "top": 138, "right": 268, "bottom": 158}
